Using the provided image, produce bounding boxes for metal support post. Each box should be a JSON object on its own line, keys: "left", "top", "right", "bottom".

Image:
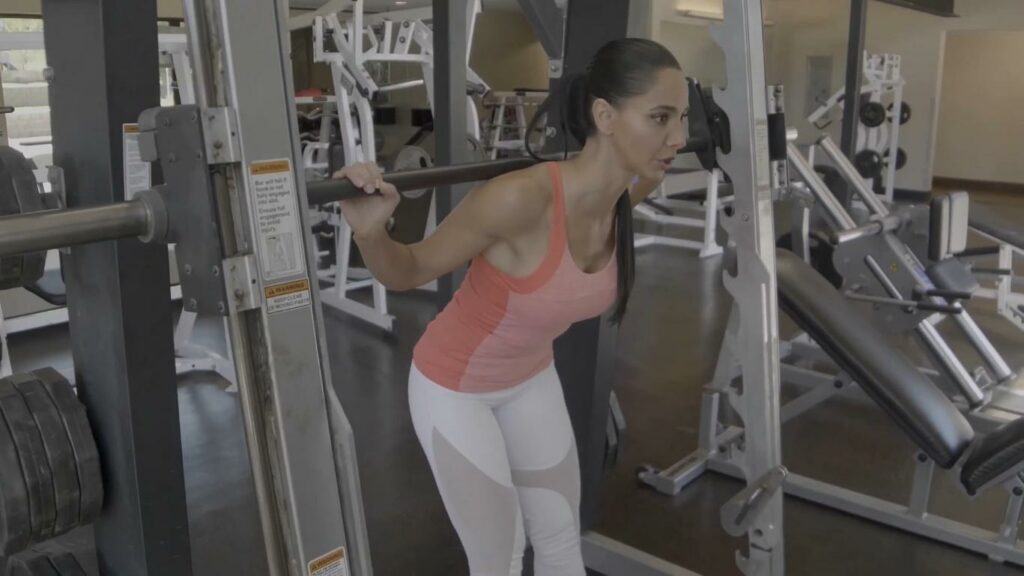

{"left": 433, "top": 0, "right": 471, "bottom": 305}
{"left": 841, "top": 0, "right": 867, "bottom": 162}
{"left": 711, "top": 1, "right": 785, "bottom": 573}
{"left": 41, "top": 0, "right": 192, "bottom": 573}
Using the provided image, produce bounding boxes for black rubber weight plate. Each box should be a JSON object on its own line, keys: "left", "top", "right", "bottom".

{"left": 36, "top": 369, "right": 103, "bottom": 524}
{"left": 0, "top": 382, "right": 31, "bottom": 555}
{"left": 0, "top": 377, "right": 56, "bottom": 543}
{"left": 8, "top": 552, "right": 60, "bottom": 576}
{"left": 49, "top": 552, "right": 87, "bottom": 576}
{"left": 14, "top": 378, "right": 79, "bottom": 537}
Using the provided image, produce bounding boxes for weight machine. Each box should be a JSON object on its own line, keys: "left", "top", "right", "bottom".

{"left": 301, "top": 0, "right": 488, "bottom": 331}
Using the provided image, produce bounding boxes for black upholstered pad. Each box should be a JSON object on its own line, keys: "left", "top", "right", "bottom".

{"left": 961, "top": 416, "right": 1024, "bottom": 495}
{"left": 971, "top": 203, "right": 1024, "bottom": 250}
{"left": 776, "top": 249, "right": 975, "bottom": 468}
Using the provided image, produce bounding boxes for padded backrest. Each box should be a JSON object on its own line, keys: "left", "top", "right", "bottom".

{"left": 929, "top": 192, "right": 969, "bottom": 261}
{"left": 775, "top": 249, "right": 975, "bottom": 468}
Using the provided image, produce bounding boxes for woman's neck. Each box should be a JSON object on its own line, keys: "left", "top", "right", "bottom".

{"left": 561, "top": 139, "right": 633, "bottom": 219}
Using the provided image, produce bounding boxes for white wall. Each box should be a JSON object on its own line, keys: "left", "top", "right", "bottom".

{"left": 651, "top": 0, "right": 1024, "bottom": 192}
{"left": 934, "top": 30, "right": 1024, "bottom": 184}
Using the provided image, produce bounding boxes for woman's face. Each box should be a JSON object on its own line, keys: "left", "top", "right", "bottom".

{"left": 599, "top": 68, "right": 688, "bottom": 180}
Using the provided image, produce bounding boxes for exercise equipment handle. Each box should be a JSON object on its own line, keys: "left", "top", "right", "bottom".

{"left": 305, "top": 156, "right": 538, "bottom": 205}
{"left": 915, "top": 288, "right": 973, "bottom": 301}
{"left": 956, "top": 246, "right": 1001, "bottom": 258}
{"left": 844, "top": 291, "right": 963, "bottom": 315}
{"left": 914, "top": 301, "right": 963, "bottom": 315}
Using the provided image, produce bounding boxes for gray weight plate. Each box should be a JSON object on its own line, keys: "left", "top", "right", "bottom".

{"left": 35, "top": 369, "right": 103, "bottom": 524}
{"left": 8, "top": 552, "right": 60, "bottom": 576}
{"left": 0, "top": 378, "right": 56, "bottom": 543}
{"left": 0, "top": 384, "right": 31, "bottom": 555}
{"left": 391, "top": 145, "right": 433, "bottom": 199}
{"left": 0, "top": 146, "right": 45, "bottom": 290}
{"left": 14, "top": 378, "right": 80, "bottom": 537}
{"left": 48, "top": 552, "right": 87, "bottom": 576}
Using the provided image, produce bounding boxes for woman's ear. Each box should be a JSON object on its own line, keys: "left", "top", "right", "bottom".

{"left": 592, "top": 97, "right": 617, "bottom": 135}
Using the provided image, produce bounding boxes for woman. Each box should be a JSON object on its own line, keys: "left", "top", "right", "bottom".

{"left": 336, "top": 38, "right": 686, "bottom": 576}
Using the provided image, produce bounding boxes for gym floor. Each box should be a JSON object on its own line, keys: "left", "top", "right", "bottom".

{"left": 7, "top": 189, "right": 1024, "bottom": 576}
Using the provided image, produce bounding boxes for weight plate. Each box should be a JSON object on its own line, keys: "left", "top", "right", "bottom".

{"left": 0, "top": 147, "right": 45, "bottom": 291}
{"left": 8, "top": 552, "right": 60, "bottom": 576}
{"left": 14, "top": 378, "right": 79, "bottom": 538}
{"left": 885, "top": 147, "right": 908, "bottom": 171}
{"left": 888, "top": 101, "right": 912, "bottom": 125}
{"left": 0, "top": 382, "right": 31, "bottom": 556}
{"left": 0, "top": 378, "right": 56, "bottom": 543}
{"left": 854, "top": 150, "right": 884, "bottom": 180}
{"left": 49, "top": 552, "right": 86, "bottom": 576}
{"left": 859, "top": 101, "right": 886, "bottom": 128}
{"left": 391, "top": 146, "right": 433, "bottom": 199}
{"left": 36, "top": 369, "right": 103, "bottom": 525}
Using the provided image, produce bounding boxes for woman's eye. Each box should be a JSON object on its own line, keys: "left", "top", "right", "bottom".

{"left": 652, "top": 114, "right": 670, "bottom": 124}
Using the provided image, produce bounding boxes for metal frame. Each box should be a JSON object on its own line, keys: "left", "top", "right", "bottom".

{"left": 609, "top": 1, "right": 785, "bottom": 574}
{"left": 41, "top": 0, "right": 192, "bottom": 572}
{"left": 971, "top": 231, "right": 1024, "bottom": 332}
{"left": 647, "top": 323, "right": 1024, "bottom": 567}
{"left": 308, "top": 0, "right": 487, "bottom": 322}
{"left": 788, "top": 138, "right": 1019, "bottom": 412}
{"left": 633, "top": 168, "right": 726, "bottom": 258}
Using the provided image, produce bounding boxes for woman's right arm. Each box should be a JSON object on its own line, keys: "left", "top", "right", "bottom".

{"left": 338, "top": 163, "right": 543, "bottom": 291}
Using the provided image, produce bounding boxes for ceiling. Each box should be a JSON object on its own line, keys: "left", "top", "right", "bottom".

{"left": 289, "top": 0, "right": 522, "bottom": 11}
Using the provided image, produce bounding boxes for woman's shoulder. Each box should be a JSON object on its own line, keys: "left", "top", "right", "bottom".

{"left": 467, "top": 162, "right": 556, "bottom": 234}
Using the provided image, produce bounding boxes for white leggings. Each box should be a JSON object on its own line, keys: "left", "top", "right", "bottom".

{"left": 408, "top": 363, "right": 586, "bottom": 576}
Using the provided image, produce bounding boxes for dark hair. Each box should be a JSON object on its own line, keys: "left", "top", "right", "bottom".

{"left": 526, "top": 38, "right": 681, "bottom": 325}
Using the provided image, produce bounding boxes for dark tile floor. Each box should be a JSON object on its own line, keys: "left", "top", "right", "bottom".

{"left": 4, "top": 190, "right": 1024, "bottom": 575}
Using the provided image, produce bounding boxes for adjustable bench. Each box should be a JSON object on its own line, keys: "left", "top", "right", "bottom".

{"left": 775, "top": 248, "right": 1024, "bottom": 561}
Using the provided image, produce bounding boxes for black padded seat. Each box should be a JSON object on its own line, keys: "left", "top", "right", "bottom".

{"left": 961, "top": 417, "right": 1024, "bottom": 495}
{"left": 776, "top": 249, "right": 975, "bottom": 468}
{"left": 970, "top": 203, "right": 1024, "bottom": 250}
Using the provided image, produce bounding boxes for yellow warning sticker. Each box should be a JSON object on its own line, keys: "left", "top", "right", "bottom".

{"left": 308, "top": 547, "right": 349, "bottom": 576}
{"left": 123, "top": 124, "right": 140, "bottom": 134}
{"left": 265, "top": 278, "right": 311, "bottom": 315}
{"left": 250, "top": 159, "right": 291, "bottom": 175}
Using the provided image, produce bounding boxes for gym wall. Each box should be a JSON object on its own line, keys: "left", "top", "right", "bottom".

{"left": 470, "top": 9, "right": 549, "bottom": 92}
{"left": 934, "top": 30, "right": 1024, "bottom": 187}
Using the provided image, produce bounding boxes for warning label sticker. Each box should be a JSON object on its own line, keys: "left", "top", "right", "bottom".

{"left": 265, "top": 278, "right": 312, "bottom": 315}
{"left": 308, "top": 547, "right": 349, "bottom": 576}
{"left": 250, "top": 159, "right": 306, "bottom": 282}
{"left": 123, "top": 124, "right": 151, "bottom": 200}
{"left": 754, "top": 119, "right": 771, "bottom": 189}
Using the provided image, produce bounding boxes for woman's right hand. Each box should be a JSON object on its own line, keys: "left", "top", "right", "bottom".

{"left": 333, "top": 162, "right": 400, "bottom": 240}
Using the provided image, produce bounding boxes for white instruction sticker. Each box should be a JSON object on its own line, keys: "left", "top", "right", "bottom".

{"left": 250, "top": 159, "right": 306, "bottom": 282}
{"left": 308, "top": 546, "right": 349, "bottom": 576}
{"left": 754, "top": 119, "right": 771, "bottom": 189}
{"left": 122, "top": 124, "right": 151, "bottom": 200}
{"left": 265, "top": 278, "right": 312, "bottom": 315}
